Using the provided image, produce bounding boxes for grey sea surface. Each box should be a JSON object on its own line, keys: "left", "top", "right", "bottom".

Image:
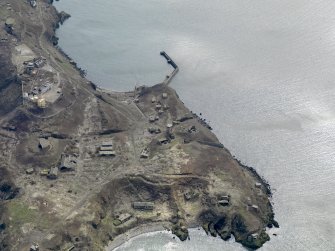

{"left": 54, "top": 0, "right": 335, "bottom": 250}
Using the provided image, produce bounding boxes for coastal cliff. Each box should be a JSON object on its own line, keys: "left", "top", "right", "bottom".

{"left": 0, "top": 0, "right": 278, "bottom": 250}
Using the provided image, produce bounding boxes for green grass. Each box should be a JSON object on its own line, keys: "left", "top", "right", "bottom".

{"left": 7, "top": 201, "right": 38, "bottom": 226}
{"left": 6, "top": 200, "right": 52, "bottom": 233}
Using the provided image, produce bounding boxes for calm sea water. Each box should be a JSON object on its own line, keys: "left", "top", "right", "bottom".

{"left": 55, "top": 1, "right": 335, "bottom": 250}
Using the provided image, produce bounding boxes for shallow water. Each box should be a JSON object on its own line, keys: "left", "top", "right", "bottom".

{"left": 55, "top": 0, "right": 335, "bottom": 250}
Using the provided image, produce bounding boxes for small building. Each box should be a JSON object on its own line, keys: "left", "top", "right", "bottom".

{"left": 151, "top": 97, "right": 157, "bottom": 103}
{"left": 30, "top": 243, "right": 39, "bottom": 251}
{"left": 4, "top": 18, "right": 15, "bottom": 34}
{"left": 60, "top": 155, "right": 77, "bottom": 171}
{"left": 37, "top": 98, "right": 46, "bottom": 108}
{"left": 219, "top": 195, "right": 230, "bottom": 201}
{"left": 218, "top": 200, "right": 229, "bottom": 206}
{"left": 251, "top": 233, "right": 259, "bottom": 239}
{"left": 34, "top": 57, "right": 46, "bottom": 68}
{"left": 158, "top": 137, "right": 168, "bottom": 144}
{"left": 38, "top": 138, "right": 51, "bottom": 150}
{"left": 118, "top": 213, "right": 132, "bottom": 224}
{"left": 101, "top": 141, "right": 113, "bottom": 147}
{"left": 26, "top": 168, "right": 34, "bottom": 175}
{"left": 39, "top": 83, "right": 51, "bottom": 94}
{"left": 255, "top": 182, "right": 262, "bottom": 188}
{"left": 100, "top": 146, "right": 113, "bottom": 151}
{"left": 132, "top": 202, "right": 154, "bottom": 211}
{"left": 5, "top": 18, "right": 15, "bottom": 28}
{"left": 162, "top": 93, "right": 168, "bottom": 99}
{"left": 148, "top": 127, "right": 161, "bottom": 134}
{"left": 250, "top": 204, "right": 259, "bottom": 212}
{"left": 40, "top": 169, "right": 49, "bottom": 176}
{"left": 155, "top": 104, "right": 162, "bottom": 110}
{"left": 25, "top": 62, "right": 35, "bottom": 74}
{"left": 29, "top": 0, "right": 37, "bottom": 8}
{"left": 47, "top": 167, "right": 58, "bottom": 180}
{"left": 99, "top": 150, "right": 116, "bottom": 156}
{"left": 149, "top": 116, "right": 156, "bottom": 123}
{"left": 140, "top": 149, "right": 149, "bottom": 158}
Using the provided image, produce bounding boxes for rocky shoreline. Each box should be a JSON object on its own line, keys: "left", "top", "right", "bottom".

{"left": 0, "top": 1, "right": 278, "bottom": 250}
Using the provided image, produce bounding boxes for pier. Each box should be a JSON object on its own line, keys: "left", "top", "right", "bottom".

{"left": 160, "top": 51, "right": 179, "bottom": 85}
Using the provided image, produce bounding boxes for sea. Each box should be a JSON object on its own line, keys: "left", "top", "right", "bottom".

{"left": 54, "top": 0, "right": 335, "bottom": 250}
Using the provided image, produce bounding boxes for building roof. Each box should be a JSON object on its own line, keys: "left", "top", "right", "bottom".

{"left": 99, "top": 150, "right": 116, "bottom": 156}
{"left": 100, "top": 146, "right": 113, "bottom": 151}
{"left": 5, "top": 18, "right": 15, "bottom": 26}
{"left": 133, "top": 202, "right": 154, "bottom": 209}
{"left": 118, "top": 213, "right": 132, "bottom": 223}
{"left": 39, "top": 138, "right": 51, "bottom": 149}
{"left": 60, "top": 155, "right": 77, "bottom": 170}
{"left": 101, "top": 141, "right": 113, "bottom": 147}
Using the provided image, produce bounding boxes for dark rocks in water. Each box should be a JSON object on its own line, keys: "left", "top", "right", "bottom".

{"left": 58, "top": 11, "right": 71, "bottom": 25}
{"left": 241, "top": 230, "right": 270, "bottom": 250}
{"left": 51, "top": 35, "right": 59, "bottom": 46}
{"left": 171, "top": 223, "right": 189, "bottom": 241}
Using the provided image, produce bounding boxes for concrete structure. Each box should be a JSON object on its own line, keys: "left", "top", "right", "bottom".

{"left": 140, "top": 149, "right": 149, "bottom": 158}
{"left": 29, "top": 0, "right": 37, "bottom": 8}
{"left": 34, "top": 57, "right": 46, "bottom": 68}
{"left": 255, "top": 182, "right": 262, "bottom": 188}
{"left": 101, "top": 141, "right": 113, "bottom": 147}
{"left": 47, "top": 167, "right": 58, "bottom": 180}
{"left": 98, "top": 150, "right": 116, "bottom": 156}
{"left": 38, "top": 138, "right": 51, "bottom": 150}
{"left": 251, "top": 205, "right": 259, "bottom": 212}
{"left": 39, "top": 83, "right": 51, "bottom": 94}
{"left": 26, "top": 168, "right": 34, "bottom": 175}
{"left": 132, "top": 202, "right": 154, "bottom": 211}
{"left": 162, "top": 93, "right": 168, "bottom": 99}
{"left": 40, "top": 169, "right": 49, "bottom": 176}
{"left": 158, "top": 137, "right": 168, "bottom": 144}
{"left": 30, "top": 243, "right": 39, "bottom": 251}
{"left": 218, "top": 200, "right": 229, "bottom": 206}
{"left": 100, "top": 146, "right": 113, "bottom": 151}
{"left": 60, "top": 155, "right": 77, "bottom": 171}
{"left": 148, "top": 127, "right": 161, "bottom": 134}
{"left": 37, "top": 98, "right": 46, "bottom": 108}
{"left": 5, "top": 18, "right": 15, "bottom": 27}
{"left": 118, "top": 213, "right": 132, "bottom": 224}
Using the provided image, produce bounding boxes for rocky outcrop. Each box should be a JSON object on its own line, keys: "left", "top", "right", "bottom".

{"left": 58, "top": 11, "right": 71, "bottom": 25}
{"left": 0, "top": 45, "right": 22, "bottom": 116}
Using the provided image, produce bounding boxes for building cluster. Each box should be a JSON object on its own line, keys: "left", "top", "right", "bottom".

{"left": 22, "top": 57, "right": 61, "bottom": 109}
{"left": 98, "top": 141, "right": 115, "bottom": 157}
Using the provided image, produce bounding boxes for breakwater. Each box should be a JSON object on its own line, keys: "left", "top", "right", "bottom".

{"left": 160, "top": 51, "right": 179, "bottom": 85}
